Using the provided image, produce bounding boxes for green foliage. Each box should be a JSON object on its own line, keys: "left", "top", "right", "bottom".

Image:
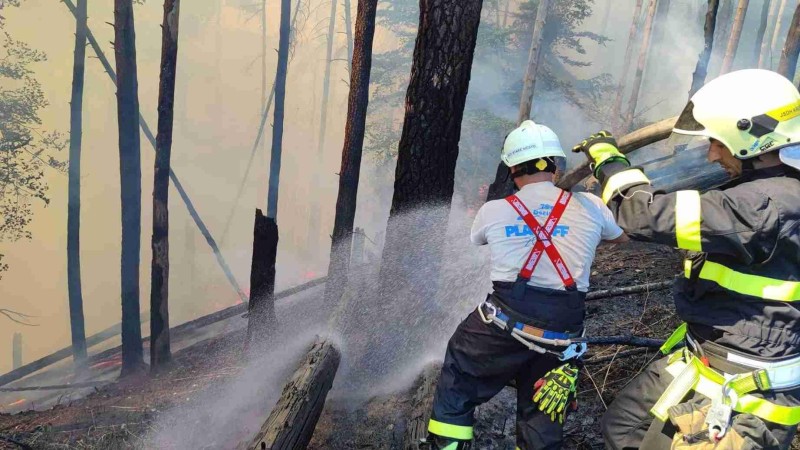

{"left": 0, "top": 3, "right": 66, "bottom": 279}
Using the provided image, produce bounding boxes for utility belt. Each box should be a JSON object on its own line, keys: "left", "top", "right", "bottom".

{"left": 477, "top": 294, "right": 587, "bottom": 361}
{"left": 653, "top": 323, "right": 800, "bottom": 441}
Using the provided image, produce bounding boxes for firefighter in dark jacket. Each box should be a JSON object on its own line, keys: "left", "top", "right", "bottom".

{"left": 424, "top": 121, "right": 628, "bottom": 450}
{"left": 573, "top": 69, "right": 800, "bottom": 449}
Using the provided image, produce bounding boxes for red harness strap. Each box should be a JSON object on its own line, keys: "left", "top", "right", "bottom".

{"left": 504, "top": 190, "right": 577, "bottom": 289}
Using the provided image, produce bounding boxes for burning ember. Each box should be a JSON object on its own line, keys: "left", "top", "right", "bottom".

{"left": 90, "top": 355, "right": 122, "bottom": 371}
{"left": 7, "top": 398, "right": 26, "bottom": 407}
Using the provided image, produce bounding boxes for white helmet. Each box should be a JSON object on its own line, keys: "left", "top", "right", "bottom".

{"left": 673, "top": 69, "right": 800, "bottom": 170}
{"left": 501, "top": 120, "right": 566, "bottom": 167}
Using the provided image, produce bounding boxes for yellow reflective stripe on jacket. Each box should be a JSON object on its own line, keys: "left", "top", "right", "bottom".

{"left": 696, "top": 260, "right": 800, "bottom": 302}
{"left": 428, "top": 419, "right": 473, "bottom": 440}
{"left": 601, "top": 169, "right": 651, "bottom": 203}
{"left": 675, "top": 191, "right": 702, "bottom": 252}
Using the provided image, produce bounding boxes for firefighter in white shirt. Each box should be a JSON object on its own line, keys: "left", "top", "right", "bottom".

{"left": 423, "top": 121, "right": 628, "bottom": 450}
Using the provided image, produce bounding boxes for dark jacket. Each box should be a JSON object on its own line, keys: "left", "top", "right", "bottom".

{"left": 599, "top": 162, "right": 800, "bottom": 358}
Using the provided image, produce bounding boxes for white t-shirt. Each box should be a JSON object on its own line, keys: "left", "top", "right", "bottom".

{"left": 470, "top": 181, "right": 623, "bottom": 292}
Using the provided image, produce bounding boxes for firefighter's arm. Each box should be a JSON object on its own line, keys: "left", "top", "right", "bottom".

{"left": 598, "top": 162, "right": 779, "bottom": 264}
{"left": 470, "top": 204, "right": 489, "bottom": 245}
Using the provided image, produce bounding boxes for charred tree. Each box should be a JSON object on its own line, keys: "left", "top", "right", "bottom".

{"left": 690, "top": 0, "right": 720, "bottom": 97}
{"left": 67, "top": 0, "right": 88, "bottom": 365}
{"left": 771, "top": 0, "right": 790, "bottom": 67}
{"left": 149, "top": 0, "right": 181, "bottom": 371}
{"left": 758, "top": 0, "right": 780, "bottom": 67}
{"left": 248, "top": 0, "right": 291, "bottom": 350}
{"left": 114, "top": 0, "right": 145, "bottom": 377}
{"left": 246, "top": 209, "right": 278, "bottom": 348}
{"left": 248, "top": 340, "right": 340, "bottom": 450}
{"left": 373, "top": 0, "right": 484, "bottom": 373}
{"left": 719, "top": 0, "right": 750, "bottom": 74}
{"left": 778, "top": 2, "right": 800, "bottom": 80}
{"left": 645, "top": 0, "right": 671, "bottom": 85}
{"left": 612, "top": 0, "right": 644, "bottom": 125}
{"left": 711, "top": 0, "right": 733, "bottom": 71}
{"left": 753, "top": 0, "right": 772, "bottom": 66}
{"left": 517, "top": 0, "right": 549, "bottom": 124}
{"left": 12, "top": 333, "right": 22, "bottom": 370}
{"left": 623, "top": 0, "right": 658, "bottom": 132}
{"left": 322, "top": 0, "right": 378, "bottom": 307}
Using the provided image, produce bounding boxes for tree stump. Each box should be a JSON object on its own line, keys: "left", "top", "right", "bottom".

{"left": 248, "top": 340, "right": 340, "bottom": 450}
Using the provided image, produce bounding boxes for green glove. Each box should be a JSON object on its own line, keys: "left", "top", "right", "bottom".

{"left": 532, "top": 363, "right": 579, "bottom": 424}
{"left": 571, "top": 130, "right": 630, "bottom": 178}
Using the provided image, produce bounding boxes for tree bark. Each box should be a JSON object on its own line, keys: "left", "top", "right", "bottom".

{"left": 689, "top": 0, "right": 720, "bottom": 97}
{"left": 556, "top": 115, "right": 678, "bottom": 190}
{"left": 758, "top": 0, "right": 781, "bottom": 68}
{"left": 114, "top": 0, "right": 145, "bottom": 377}
{"left": 612, "top": 0, "right": 644, "bottom": 125}
{"left": 246, "top": 209, "right": 278, "bottom": 350}
{"left": 623, "top": 0, "right": 658, "bottom": 132}
{"left": 67, "top": 0, "right": 88, "bottom": 366}
{"left": 516, "top": 0, "right": 549, "bottom": 125}
{"left": 770, "top": 0, "right": 790, "bottom": 68}
{"left": 266, "top": 0, "right": 291, "bottom": 218}
{"left": 374, "top": 0, "right": 484, "bottom": 374}
{"left": 322, "top": 0, "right": 378, "bottom": 307}
{"left": 719, "top": 0, "right": 750, "bottom": 74}
{"left": 711, "top": 0, "right": 733, "bottom": 71}
{"left": 63, "top": 0, "right": 248, "bottom": 304}
{"left": 149, "top": 0, "right": 181, "bottom": 372}
{"left": 248, "top": 340, "right": 340, "bottom": 450}
{"left": 778, "top": 2, "right": 800, "bottom": 80}
{"left": 645, "top": 0, "right": 671, "bottom": 88}
{"left": 753, "top": 0, "right": 772, "bottom": 66}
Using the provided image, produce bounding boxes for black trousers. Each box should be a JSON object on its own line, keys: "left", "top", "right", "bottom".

{"left": 429, "top": 309, "right": 568, "bottom": 450}
{"left": 601, "top": 356, "right": 800, "bottom": 449}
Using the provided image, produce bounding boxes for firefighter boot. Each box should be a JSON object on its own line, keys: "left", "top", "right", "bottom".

{"left": 419, "top": 433, "right": 472, "bottom": 450}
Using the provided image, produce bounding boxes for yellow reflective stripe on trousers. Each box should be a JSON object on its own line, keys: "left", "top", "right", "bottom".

{"left": 675, "top": 191, "right": 702, "bottom": 251}
{"left": 601, "top": 169, "right": 651, "bottom": 203}
{"left": 428, "top": 419, "right": 473, "bottom": 440}
{"left": 656, "top": 352, "right": 800, "bottom": 426}
{"left": 696, "top": 261, "right": 800, "bottom": 302}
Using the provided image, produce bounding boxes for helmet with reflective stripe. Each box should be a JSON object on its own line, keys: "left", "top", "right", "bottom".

{"left": 674, "top": 69, "right": 800, "bottom": 170}
{"left": 501, "top": 120, "right": 566, "bottom": 167}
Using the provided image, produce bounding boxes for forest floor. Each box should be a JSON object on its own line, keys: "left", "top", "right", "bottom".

{"left": 1, "top": 241, "right": 798, "bottom": 449}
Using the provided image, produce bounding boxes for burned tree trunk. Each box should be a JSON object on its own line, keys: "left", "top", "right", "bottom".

{"left": 753, "top": 0, "right": 772, "bottom": 66}
{"left": 719, "top": 0, "right": 750, "bottom": 74}
{"left": 149, "top": 0, "right": 181, "bottom": 371}
{"left": 372, "top": 0, "right": 484, "bottom": 374}
{"left": 114, "top": 0, "right": 145, "bottom": 377}
{"left": 67, "top": 0, "right": 88, "bottom": 365}
{"left": 612, "top": 0, "right": 644, "bottom": 126}
{"left": 246, "top": 209, "right": 278, "bottom": 349}
{"left": 12, "top": 333, "right": 22, "bottom": 370}
{"left": 623, "top": 0, "right": 658, "bottom": 132}
{"left": 778, "top": 3, "right": 800, "bottom": 80}
{"left": 689, "top": 0, "right": 720, "bottom": 97}
{"left": 322, "top": 0, "right": 378, "bottom": 307}
{"left": 711, "top": 0, "right": 733, "bottom": 71}
{"left": 248, "top": 340, "right": 340, "bottom": 450}
{"left": 517, "top": 0, "right": 549, "bottom": 124}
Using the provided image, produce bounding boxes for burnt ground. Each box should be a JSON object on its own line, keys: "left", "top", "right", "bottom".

{"left": 1, "top": 241, "right": 798, "bottom": 449}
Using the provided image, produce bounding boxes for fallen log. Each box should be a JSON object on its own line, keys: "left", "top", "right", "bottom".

{"left": 403, "top": 364, "right": 441, "bottom": 450}
{"left": 585, "top": 335, "right": 664, "bottom": 348}
{"left": 248, "top": 339, "right": 340, "bottom": 450}
{"left": 0, "top": 381, "right": 110, "bottom": 392}
{"left": 586, "top": 279, "right": 674, "bottom": 301}
{"left": 556, "top": 116, "right": 678, "bottom": 190}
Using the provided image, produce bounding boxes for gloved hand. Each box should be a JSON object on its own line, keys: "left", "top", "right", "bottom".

{"left": 571, "top": 131, "right": 630, "bottom": 178}
{"left": 532, "top": 363, "right": 580, "bottom": 424}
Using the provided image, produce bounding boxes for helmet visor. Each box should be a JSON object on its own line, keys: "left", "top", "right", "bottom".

{"left": 673, "top": 101, "right": 706, "bottom": 134}
{"left": 633, "top": 133, "right": 731, "bottom": 192}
